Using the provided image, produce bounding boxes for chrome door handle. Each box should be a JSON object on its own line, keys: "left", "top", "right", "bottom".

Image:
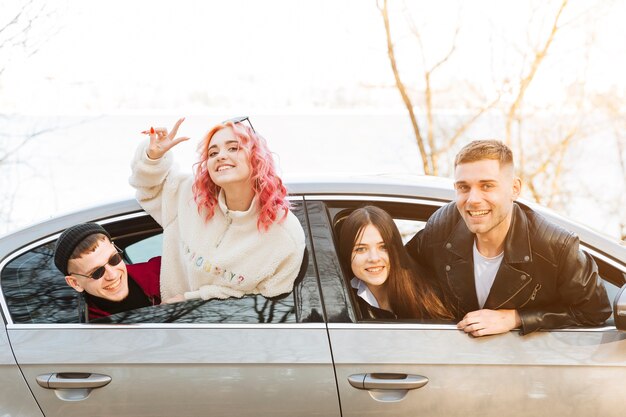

{"left": 36, "top": 372, "right": 112, "bottom": 390}
{"left": 348, "top": 373, "right": 429, "bottom": 390}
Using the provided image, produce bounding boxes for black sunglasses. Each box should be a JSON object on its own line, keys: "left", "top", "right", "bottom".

{"left": 69, "top": 247, "right": 124, "bottom": 280}
{"left": 222, "top": 116, "right": 255, "bottom": 133}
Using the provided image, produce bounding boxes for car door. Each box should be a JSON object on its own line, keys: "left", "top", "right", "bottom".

{"left": 307, "top": 196, "right": 626, "bottom": 417}
{"left": 0, "top": 198, "right": 341, "bottom": 417}
{"left": 0, "top": 310, "right": 44, "bottom": 417}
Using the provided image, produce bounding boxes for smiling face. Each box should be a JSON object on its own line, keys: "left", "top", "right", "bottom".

{"left": 206, "top": 126, "right": 252, "bottom": 190}
{"left": 350, "top": 224, "right": 391, "bottom": 290}
{"left": 65, "top": 238, "right": 129, "bottom": 301}
{"left": 454, "top": 159, "right": 521, "bottom": 241}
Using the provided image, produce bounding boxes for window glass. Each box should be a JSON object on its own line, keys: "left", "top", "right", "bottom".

{"left": 93, "top": 295, "right": 296, "bottom": 324}
{"left": 1, "top": 201, "right": 320, "bottom": 325}
{"left": 1, "top": 242, "right": 80, "bottom": 324}
{"left": 124, "top": 234, "right": 163, "bottom": 263}
{"left": 1, "top": 238, "right": 301, "bottom": 325}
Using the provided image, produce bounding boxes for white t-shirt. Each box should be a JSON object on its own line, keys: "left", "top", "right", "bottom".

{"left": 473, "top": 241, "right": 504, "bottom": 308}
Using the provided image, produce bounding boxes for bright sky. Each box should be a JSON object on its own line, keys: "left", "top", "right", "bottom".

{"left": 1, "top": 0, "right": 625, "bottom": 238}
{"left": 2, "top": 0, "right": 626, "bottom": 113}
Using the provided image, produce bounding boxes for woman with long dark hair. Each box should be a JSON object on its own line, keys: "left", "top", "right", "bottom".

{"left": 130, "top": 117, "right": 305, "bottom": 303}
{"left": 339, "top": 206, "right": 452, "bottom": 319}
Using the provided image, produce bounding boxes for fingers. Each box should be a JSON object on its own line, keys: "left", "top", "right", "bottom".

{"left": 470, "top": 329, "right": 485, "bottom": 337}
{"left": 170, "top": 117, "right": 185, "bottom": 137}
{"left": 457, "top": 309, "right": 514, "bottom": 337}
{"left": 142, "top": 117, "right": 186, "bottom": 141}
{"left": 171, "top": 136, "right": 190, "bottom": 147}
{"left": 142, "top": 118, "right": 188, "bottom": 158}
{"left": 460, "top": 322, "right": 482, "bottom": 334}
{"left": 153, "top": 127, "right": 168, "bottom": 142}
{"left": 457, "top": 312, "right": 478, "bottom": 330}
{"left": 457, "top": 310, "right": 488, "bottom": 336}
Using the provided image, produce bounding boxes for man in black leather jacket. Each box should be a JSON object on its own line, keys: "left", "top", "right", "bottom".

{"left": 406, "top": 140, "right": 611, "bottom": 336}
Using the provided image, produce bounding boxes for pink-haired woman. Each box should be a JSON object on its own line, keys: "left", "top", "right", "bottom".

{"left": 130, "top": 117, "right": 305, "bottom": 303}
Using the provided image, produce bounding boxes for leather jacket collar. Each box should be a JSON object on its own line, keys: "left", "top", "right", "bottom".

{"left": 445, "top": 203, "right": 532, "bottom": 264}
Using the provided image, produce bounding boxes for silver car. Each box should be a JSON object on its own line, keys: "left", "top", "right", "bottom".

{"left": 1, "top": 175, "right": 625, "bottom": 417}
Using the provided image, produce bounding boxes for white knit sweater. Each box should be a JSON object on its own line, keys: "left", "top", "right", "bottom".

{"left": 129, "top": 142, "right": 306, "bottom": 301}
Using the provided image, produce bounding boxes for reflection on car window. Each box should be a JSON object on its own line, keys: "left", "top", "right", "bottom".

{"left": 1, "top": 242, "right": 80, "bottom": 324}
{"left": 604, "top": 280, "right": 619, "bottom": 300}
{"left": 93, "top": 295, "right": 297, "bottom": 324}
{"left": 0, "top": 239, "right": 302, "bottom": 325}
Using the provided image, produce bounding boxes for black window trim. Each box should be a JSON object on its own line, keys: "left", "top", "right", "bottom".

{"left": 312, "top": 194, "right": 621, "bottom": 333}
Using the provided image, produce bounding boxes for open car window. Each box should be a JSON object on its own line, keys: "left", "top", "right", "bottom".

{"left": 325, "top": 199, "right": 453, "bottom": 324}
{"left": 0, "top": 200, "right": 324, "bottom": 325}
{"left": 324, "top": 198, "right": 622, "bottom": 327}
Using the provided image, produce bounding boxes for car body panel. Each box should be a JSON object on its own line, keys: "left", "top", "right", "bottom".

{"left": 329, "top": 324, "right": 626, "bottom": 417}
{"left": 0, "top": 315, "right": 44, "bottom": 417}
{"left": 9, "top": 324, "right": 339, "bottom": 417}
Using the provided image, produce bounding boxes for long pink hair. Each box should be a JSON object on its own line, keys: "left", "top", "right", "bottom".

{"left": 192, "top": 121, "right": 289, "bottom": 231}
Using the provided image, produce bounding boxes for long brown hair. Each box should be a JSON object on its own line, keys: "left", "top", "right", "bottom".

{"left": 339, "top": 206, "right": 453, "bottom": 320}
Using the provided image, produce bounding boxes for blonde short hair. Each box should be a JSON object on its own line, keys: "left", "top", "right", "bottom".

{"left": 454, "top": 140, "right": 513, "bottom": 168}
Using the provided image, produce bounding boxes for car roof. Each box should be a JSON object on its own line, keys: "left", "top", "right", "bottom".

{"left": 285, "top": 173, "right": 455, "bottom": 201}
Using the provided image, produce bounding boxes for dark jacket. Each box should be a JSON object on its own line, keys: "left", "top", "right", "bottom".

{"left": 87, "top": 256, "right": 162, "bottom": 320}
{"left": 351, "top": 288, "right": 396, "bottom": 320}
{"left": 406, "top": 202, "right": 611, "bottom": 334}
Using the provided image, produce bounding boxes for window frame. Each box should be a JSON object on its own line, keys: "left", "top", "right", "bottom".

{"left": 311, "top": 194, "right": 623, "bottom": 332}
{"left": 0, "top": 196, "right": 322, "bottom": 327}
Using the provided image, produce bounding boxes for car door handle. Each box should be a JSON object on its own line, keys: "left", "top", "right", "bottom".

{"left": 348, "top": 373, "right": 429, "bottom": 390}
{"left": 36, "top": 372, "right": 112, "bottom": 390}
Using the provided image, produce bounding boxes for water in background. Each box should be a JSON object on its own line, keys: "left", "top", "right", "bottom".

{"left": 0, "top": 113, "right": 623, "bottom": 239}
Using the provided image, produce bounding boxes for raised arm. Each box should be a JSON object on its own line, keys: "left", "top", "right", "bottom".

{"left": 129, "top": 118, "right": 190, "bottom": 227}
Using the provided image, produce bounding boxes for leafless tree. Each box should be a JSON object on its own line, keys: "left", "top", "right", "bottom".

{"left": 379, "top": 0, "right": 623, "bottom": 238}
{"left": 377, "top": 0, "right": 499, "bottom": 176}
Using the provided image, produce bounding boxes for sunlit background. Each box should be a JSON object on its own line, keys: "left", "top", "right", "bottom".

{"left": 1, "top": 0, "right": 625, "bottom": 240}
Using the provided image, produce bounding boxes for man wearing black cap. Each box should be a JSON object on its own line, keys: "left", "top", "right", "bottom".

{"left": 54, "top": 222, "right": 161, "bottom": 321}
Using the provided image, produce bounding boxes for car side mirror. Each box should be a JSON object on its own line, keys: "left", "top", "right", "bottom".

{"left": 614, "top": 284, "right": 626, "bottom": 331}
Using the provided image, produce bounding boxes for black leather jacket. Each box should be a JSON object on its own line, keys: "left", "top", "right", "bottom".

{"left": 406, "top": 201, "right": 611, "bottom": 334}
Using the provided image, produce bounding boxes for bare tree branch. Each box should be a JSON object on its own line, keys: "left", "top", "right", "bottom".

{"left": 504, "top": 0, "right": 569, "bottom": 146}
{"left": 404, "top": 9, "right": 461, "bottom": 175}
{"left": 378, "top": 0, "right": 431, "bottom": 174}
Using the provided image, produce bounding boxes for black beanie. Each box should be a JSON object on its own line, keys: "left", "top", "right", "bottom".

{"left": 53, "top": 223, "right": 111, "bottom": 275}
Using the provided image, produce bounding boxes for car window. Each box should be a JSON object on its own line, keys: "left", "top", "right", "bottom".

{"left": 324, "top": 199, "right": 623, "bottom": 326}
{"left": 324, "top": 199, "right": 449, "bottom": 323}
{"left": 125, "top": 234, "right": 163, "bottom": 264}
{"left": 0, "top": 238, "right": 304, "bottom": 325}
{"left": 1, "top": 241, "right": 80, "bottom": 324}
{"left": 0, "top": 201, "right": 324, "bottom": 325}
{"left": 394, "top": 218, "right": 426, "bottom": 244}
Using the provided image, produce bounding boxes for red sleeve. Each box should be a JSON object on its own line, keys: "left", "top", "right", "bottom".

{"left": 126, "top": 256, "right": 162, "bottom": 299}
